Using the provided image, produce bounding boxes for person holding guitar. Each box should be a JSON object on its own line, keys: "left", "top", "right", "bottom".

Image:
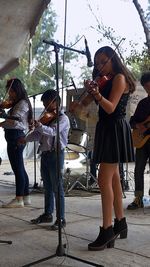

{"left": 70, "top": 46, "right": 136, "bottom": 251}
{"left": 127, "top": 72, "right": 150, "bottom": 210}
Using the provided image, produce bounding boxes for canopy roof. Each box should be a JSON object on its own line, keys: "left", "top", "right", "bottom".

{"left": 0, "top": 0, "right": 51, "bottom": 78}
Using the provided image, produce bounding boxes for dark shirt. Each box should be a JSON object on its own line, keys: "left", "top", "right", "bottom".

{"left": 130, "top": 95, "right": 150, "bottom": 135}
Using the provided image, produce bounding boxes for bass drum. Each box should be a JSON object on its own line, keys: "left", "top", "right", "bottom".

{"left": 67, "top": 128, "right": 88, "bottom": 153}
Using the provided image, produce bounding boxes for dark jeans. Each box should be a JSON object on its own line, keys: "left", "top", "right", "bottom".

{"left": 40, "top": 150, "right": 65, "bottom": 220}
{"left": 5, "top": 129, "right": 29, "bottom": 197}
{"left": 134, "top": 139, "right": 150, "bottom": 197}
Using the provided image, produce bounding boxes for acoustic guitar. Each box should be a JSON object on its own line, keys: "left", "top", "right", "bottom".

{"left": 132, "top": 117, "right": 150, "bottom": 148}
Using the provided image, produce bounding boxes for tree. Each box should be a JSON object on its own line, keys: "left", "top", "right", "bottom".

{"left": 125, "top": 0, "right": 150, "bottom": 78}
{"left": 0, "top": 4, "right": 78, "bottom": 99}
{"left": 87, "top": 0, "right": 150, "bottom": 79}
{"left": 0, "top": 6, "right": 57, "bottom": 98}
{"left": 133, "top": 0, "right": 150, "bottom": 53}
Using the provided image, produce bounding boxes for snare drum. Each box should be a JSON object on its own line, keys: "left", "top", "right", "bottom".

{"left": 67, "top": 129, "right": 88, "bottom": 153}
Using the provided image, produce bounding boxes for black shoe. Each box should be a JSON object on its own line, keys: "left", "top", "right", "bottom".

{"left": 127, "top": 196, "right": 143, "bottom": 210}
{"left": 50, "top": 219, "right": 66, "bottom": 230}
{"left": 31, "top": 213, "right": 53, "bottom": 224}
{"left": 113, "top": 217, "right": 128, "bottom": 239}
{"left": 88, "top": 226, "right": 115, "bottom": 251}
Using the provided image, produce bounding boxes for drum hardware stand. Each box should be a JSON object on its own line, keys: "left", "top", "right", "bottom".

{"left": 67, "top": 173, "right": 88, "bottom": 192}
{"left": 82, "top": 148, "right": 98, "bottom": 191}
{"left": 82, "top": 121, "right": 98, "bottom": 191}
{"left": 65, "top": 130, "right": 97, "bottom": 192}
{"left": 63, "top": 146, "right": 87, "bottom": 193}
{"left": 67, "top": 139, "right": 98, "bottom": 193}
{"left": 22, "top": 41, "right": 103, "bottom": 267}
{"left": 119, "top": 163, "right": 127, "bottom": 198}
{"left": 64, "top": 157, "right": 89, "bottom": 194}
{"left": 119, "top": 163, "right": 135, "bottom": 198}
{"left": 66, "top": 139, "right": 98, "bottom": 193}
{"left": 63, "top": 167, "right": 71, "bottom": 195}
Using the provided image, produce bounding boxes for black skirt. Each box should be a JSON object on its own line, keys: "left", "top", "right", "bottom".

{"left": 93, "top": 118, "right": 135, "bottom": 164}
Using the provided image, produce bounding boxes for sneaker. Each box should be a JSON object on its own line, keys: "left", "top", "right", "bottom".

{"left": 50, "top": 219, "right": 66, "bottom": 230}
{"left": 30, "top": 213, "right": 53, "bottom": 224}
{"left": 127, "top": 196, "right": 143, "bottom": 210}
{"left": 23, "top": 195, "right": 31, "bottom": 206}
{"left": 2, "top": 198, "right": 24, "bottom": 208}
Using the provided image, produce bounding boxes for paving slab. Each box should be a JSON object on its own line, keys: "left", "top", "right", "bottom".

{"left": 0, "top": 160, "right": 150, "bottom": 267}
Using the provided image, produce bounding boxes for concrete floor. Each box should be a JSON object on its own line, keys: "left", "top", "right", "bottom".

{"left": 0, "top": 159, "right": 150, "bottom": 267}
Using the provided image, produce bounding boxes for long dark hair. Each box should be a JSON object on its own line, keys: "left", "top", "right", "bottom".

{"left": 92, "top": 46, "right": 136, "bottom": 93}
{"left": 6, "top": 78, "right": 33, "bottom": 124}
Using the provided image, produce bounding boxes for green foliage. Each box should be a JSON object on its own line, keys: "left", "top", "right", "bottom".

{"left": 0, "top": 5, "right": 79, "bottom": 99}
{"left": 1, "top": 1, "right": 149, "bottom": 100}
{"left": 0, "top": 6, "right": 57, "bottom": 98}
{"left": 88, "top": 1, "right": 150, "bottom": 80}
{"left": 126, "top": 48, "right": 150, "bottom": 79}
{"left": 79, "top": 66, "right": 92, "bottom": 87}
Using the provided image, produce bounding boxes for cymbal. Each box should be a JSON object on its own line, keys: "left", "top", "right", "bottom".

{"left": 64, "top": 151, "right": 79, "bottom": 160}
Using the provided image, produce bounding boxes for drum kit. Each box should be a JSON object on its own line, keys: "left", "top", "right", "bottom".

{"left": 64, "top": 129, "right": 86, "bottom": 164}
{"left": 67, "top": 128, "right": 88, "bottom": 153}
{"left": 64, "top": 128, "right": 98, "bottom": 194}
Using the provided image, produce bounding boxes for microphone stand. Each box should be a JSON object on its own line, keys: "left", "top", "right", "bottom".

{"left": 22, "top": 41, "right": 103, "bottom": 267}
{"left": 28, "top": 93, "right": 43, "bottom": 192}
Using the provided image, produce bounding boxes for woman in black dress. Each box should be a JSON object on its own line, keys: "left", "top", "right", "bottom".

{"left": 70, "top": 46, "right": 136, "bottom": 251}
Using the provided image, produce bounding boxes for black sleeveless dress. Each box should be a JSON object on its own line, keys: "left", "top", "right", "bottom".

{"left": 93, "top": 79, "right": 134, "bottom": 164}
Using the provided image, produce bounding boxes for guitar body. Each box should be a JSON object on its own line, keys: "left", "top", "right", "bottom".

{"left": 132, "top": 116, "right": 150, "bottom": 149}
{"left": 132, "top": 129, "right": 150, "bottom": 148}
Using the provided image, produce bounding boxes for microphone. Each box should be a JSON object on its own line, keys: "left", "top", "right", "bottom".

{"left": 84, "top": 38, "right": 93, "bottom": 67}
{"left": 70, "top": 77, "right": 78, "bottom": 93}
{"left": 43, "top": 39, "right": 56, "bottom": 46}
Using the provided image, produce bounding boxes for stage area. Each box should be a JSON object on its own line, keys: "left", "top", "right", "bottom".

{"left": 0, "top": 159, "right": 150, "bottom": 267}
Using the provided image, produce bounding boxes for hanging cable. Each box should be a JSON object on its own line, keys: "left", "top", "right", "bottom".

{"left": 28, "top": 39, "right": 32, "bottom": 75}
{"left": 61, "top": 0, "right": 68, "bottom": 105}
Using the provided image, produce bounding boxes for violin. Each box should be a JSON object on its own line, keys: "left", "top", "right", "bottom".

{"left": 69, "top": 75, "right": 111, "bottom": 119}
{"left": 0, "top": 99, "right": 13, "bottom": 109}
{"left": 38, "top": 110, "right": 57, "bottom": 125}
{"left": 81, "top": 75, "right": 111, "bottom": 106}
{"left": 92, "top": 75, "right": 111, "bottom": 90}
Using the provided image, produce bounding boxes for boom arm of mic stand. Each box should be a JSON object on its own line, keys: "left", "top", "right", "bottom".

{"left": 43, "top": 40, "right": 86, "bottom": 56}
{"left": 43, "top": 40, "right": 90, "bottom": 101}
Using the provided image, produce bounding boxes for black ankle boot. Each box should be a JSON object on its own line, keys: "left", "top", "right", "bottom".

{"left": 88, "top": 225, "right": 115, "bottom": 251}
{"left": 113, "top": 217, "right": 128, "bottom": 239}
